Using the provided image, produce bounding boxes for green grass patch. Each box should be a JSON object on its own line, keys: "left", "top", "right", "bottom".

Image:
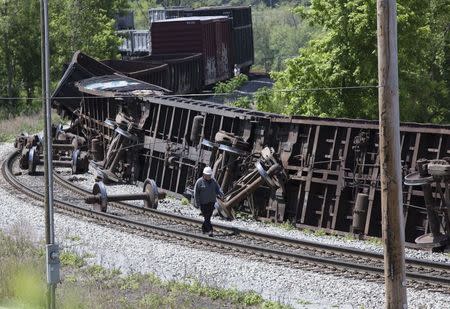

{"left": 0, "top": 228, "right": 292, "bottom": 308}
{"left": 181, "top": 197, "right": 190, "bottom": 205}
{"left": 214, "top": 74, "right": 249, "bottom": 94}
{"left": 60, "top": 251, "right": 86, "bottom": 268}
{"left": 297, "top": 299, "right": 312, "bottom": 305}
{"left": 314, "top": 229, "right": 327, "bottom": 237}
{"left": 0, "top": 111, "right": 65, "bottom": 142}
{"left": 66, "top": 235, "right": 81, "bottom": 242}
{"left": 367, "top": 237, "right": 382, "bottom": 246}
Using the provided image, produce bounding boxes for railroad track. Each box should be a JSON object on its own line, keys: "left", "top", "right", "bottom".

{"left": 3, "top": 150, "right": 450, "bottom": 293}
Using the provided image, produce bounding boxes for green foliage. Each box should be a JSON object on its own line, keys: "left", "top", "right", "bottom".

{"left": 120, "top": 274, "right": 141, "bottom": 290}
{"left": 302, "top": 228, "right": 313, "bottom": 235}
{"left": 367, "top": 237, "right": 382, "bottom": 246}
{"left": 262, "top": 301, "right": 293, "bottom": 309}
{"left": 166, "top": 280, "right": 265, "bottom": 305}
{"left": 181, "top": 197, "right": 190, "bottom": 205}
{"left": 49, "top": 0, "right": 127, "bottom": 75}
{"left": 252, "top": 4, "right": 319, "bottom": 72}
{"left": 129, "top": 0, "right": 157, "bottom": 29}
{"left": 254, "top": 86, "right": 283, "bottom": 113}
{"left": 139, "top": 293, "right": 174, "bottom": 307}
{"left": 273, "top": 0, "right": 450, "bottom": 123}
{"left": 1, "top": 229, "right": 290, "bottom": 308}
{"left": 214, "top": 74, "right": 249, "bottom": 94}
{"left": 60, "top": 251, "right": 86, "bottom": 268}
{"left": 229, "top": 96, "right": 252, "bottom": 109}
{"left": 314, "top": 229, "right": 326, "bottom": 237}
{"left": 0, "top": 0, "right": 127, "bottom": 117}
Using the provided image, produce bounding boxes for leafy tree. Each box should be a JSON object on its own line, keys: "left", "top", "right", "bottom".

{"left": 272, "top": 0, "right": 450, "bottom": 123}
{"left": 252, "top": 5, "right": 318, "bottom": 72}
{"left": 49, "top": 0, "right": 128, "bottom": 78}
{"left": 0, "top": 0, "right": 128, "bottom": 117}
{"left": 0, "top": 0, "right": 41, "bottom": 114}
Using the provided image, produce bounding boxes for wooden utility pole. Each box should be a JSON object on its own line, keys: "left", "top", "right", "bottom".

{"left": 376, "top": 0, "right": 408, "bottom": 308}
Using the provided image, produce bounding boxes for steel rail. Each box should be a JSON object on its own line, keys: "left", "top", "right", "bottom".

{"left": 3, "top": 150, "right": 450, "bottom": 290}
{"left": 53, "top": 167, "right": 450, "bottom": 276}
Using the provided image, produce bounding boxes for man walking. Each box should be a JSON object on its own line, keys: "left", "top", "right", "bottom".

{"left": 194, "top": 166, "right": 224, "bottom": 236}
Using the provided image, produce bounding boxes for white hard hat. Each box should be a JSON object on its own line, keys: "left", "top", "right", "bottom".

{"left": 203, "top": 166, "right": 213, "bottom": 175}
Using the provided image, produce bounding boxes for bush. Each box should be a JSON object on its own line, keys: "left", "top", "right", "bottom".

{"left": 214, "top": 74, "right": 249, "bottom": 94}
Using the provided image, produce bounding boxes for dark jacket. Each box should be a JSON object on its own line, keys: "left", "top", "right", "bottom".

{"left": 194, "top": 177, "right": 224, "bottom": 207}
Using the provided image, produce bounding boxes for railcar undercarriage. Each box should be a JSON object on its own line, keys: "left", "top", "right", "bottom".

{"left": 46, "top": 53, "right": 450, "bottom": 248}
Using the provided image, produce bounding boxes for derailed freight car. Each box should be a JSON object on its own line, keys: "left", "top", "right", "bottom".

{"left": 150, "top": 16, "right": 233, "bottom": 86}
{"left": 52, "top": 65, "right": 450, "bottom": 246}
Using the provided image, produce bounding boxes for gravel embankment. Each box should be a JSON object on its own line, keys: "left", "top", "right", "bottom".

{"left": 1, "top": 142, "right": 450, "bottom": 308}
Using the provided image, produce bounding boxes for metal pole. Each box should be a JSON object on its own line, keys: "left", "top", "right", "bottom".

{"left": 376, "top": 0, "right": 407, "bottom": 308}
{"left": 40, "top": 0, "right": 59, "bottom": 308}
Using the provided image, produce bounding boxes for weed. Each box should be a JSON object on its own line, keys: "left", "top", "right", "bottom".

{"left": 146, "top": 273, "right": 162, "bottom": 285}
{"left": 67, "top": 235, "right": 81, "bottom": 242}
{"left": 367, "top": 237, "right": 382, "bottom": 246}
{"left": 314, "top": 229, "right": 327, "bottom": 237}
{"left": 82, "top": 252, "right": 95, "bottom": 259}
{"left": 279, "top": 221, "right": 295, "bottom": 231}
{"left": 241, "top": 291, "right": 264, "bottom": 305}
{"left": 181, "top": 197, "right": 190, "bottom": 205}
{"left": 265, "top": 302, "right": 293, "bottom": 309}
{"left": 302, "top": 228, "right": 314, "bottom": 235}
{"left": 120, "top": 274, "right": 141, "bottom": 291}
{"left": 60, "top": 251, "right": 85, "bottom": 268}
{"left": 140, "top": 293, "right": 175, "bottom": 307}
{"left": 65, "top": 274, "right": 77, "bottom": 283}
{"left": 0, "top": 112, "right": 65, "bottom": 142}
{"left": 85, "top": 264, "right": 108, "bottom": 279}
{"left": 229, "top": 96, "right": 252, "bottom": 109}
{"left": 214, "top": 74, "right": 248, "bottom": 94}
{"left": 344, "top": 234, "right": 355, "bottom": 241}
{"left": 297, "top": 299, "right": 312, "bottom": 305}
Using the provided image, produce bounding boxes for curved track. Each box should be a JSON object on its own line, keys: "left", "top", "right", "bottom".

{"left": 3, "top": 150, "right": 450, "bottom": 293}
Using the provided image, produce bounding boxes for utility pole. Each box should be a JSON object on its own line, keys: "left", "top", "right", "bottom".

{"left": 376, "top": 0, "right": 407, "bottom": 308}
{"left": 40, "top": 0, "right": 60, "bottom": 308}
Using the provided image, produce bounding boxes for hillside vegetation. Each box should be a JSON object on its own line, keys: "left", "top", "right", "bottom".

{"left": 0, "top": 0, "right": 448, "bottom": 123}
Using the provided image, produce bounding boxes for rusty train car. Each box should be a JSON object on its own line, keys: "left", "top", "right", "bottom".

{"left": 52, "top": 53, "right": 450, "bottom": 246}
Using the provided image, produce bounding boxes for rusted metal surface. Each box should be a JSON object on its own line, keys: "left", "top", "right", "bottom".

{"left": 85, "top": 179, "right": 165, "bottom": 212}
{"left": 132, "top": 53, "right": 203, "bottom": 93}
{"left": 52, "top": 69, "right": 450, "bottom": 244}
{"left": 191, "top": 6, "right": 254, "bottom": 70}
{"left": 150, "top": 16, "right": 233, "bottom": 85}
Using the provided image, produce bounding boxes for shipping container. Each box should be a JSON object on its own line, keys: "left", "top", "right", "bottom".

{"left": 150, "top": 16, "right": 232, "bottom": 85}
{"left": 192, "top": 6, "right": 254, "bottom": 72}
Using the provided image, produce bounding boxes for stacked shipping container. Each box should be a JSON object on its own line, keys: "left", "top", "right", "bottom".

{"left": 150, "top": 16, "right": 232, "bottom": 86}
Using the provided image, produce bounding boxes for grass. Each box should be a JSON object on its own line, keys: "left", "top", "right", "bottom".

{"left": 314, "top": 229, "right": 327, "bottom": 237}
{"left": 60, "top": 251, "right": 86, "bottom": 268}
{"left": 0, "top": 228, "right": 293, "bottom": 308}
{"left": 0, "top": 110, "right": 64, "bottom": 142}
{"left": 367, "top": 237, "right": 382, "bottom": 246}
{"left": 180, "top": 197, "right": 190, "bottom": 205}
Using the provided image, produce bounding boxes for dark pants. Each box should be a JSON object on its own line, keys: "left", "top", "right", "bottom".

{"left": 200, "top": 202, "right": 215, "bottom": 233}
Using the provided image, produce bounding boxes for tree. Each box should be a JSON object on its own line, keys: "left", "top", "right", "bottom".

{"left": 0, "top": 0, "right": 128, "bottom": 117}
{"left": 49, "top": 0, "right": 128, "bottom": 78}
{"left": 272, "top": 0, "right": 450, "bottom": 123}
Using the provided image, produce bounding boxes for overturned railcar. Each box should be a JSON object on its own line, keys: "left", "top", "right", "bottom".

{"left": 52, "top": 57, "right": 450, "bottom": 245}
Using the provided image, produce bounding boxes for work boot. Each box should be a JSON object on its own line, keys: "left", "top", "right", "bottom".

{"left": 208, "top": 231, "right": 214, "bottom": 237}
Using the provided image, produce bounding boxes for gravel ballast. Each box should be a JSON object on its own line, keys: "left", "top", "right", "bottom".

{"left": 1, "top": 143, "right": 449, "bottom": 308}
